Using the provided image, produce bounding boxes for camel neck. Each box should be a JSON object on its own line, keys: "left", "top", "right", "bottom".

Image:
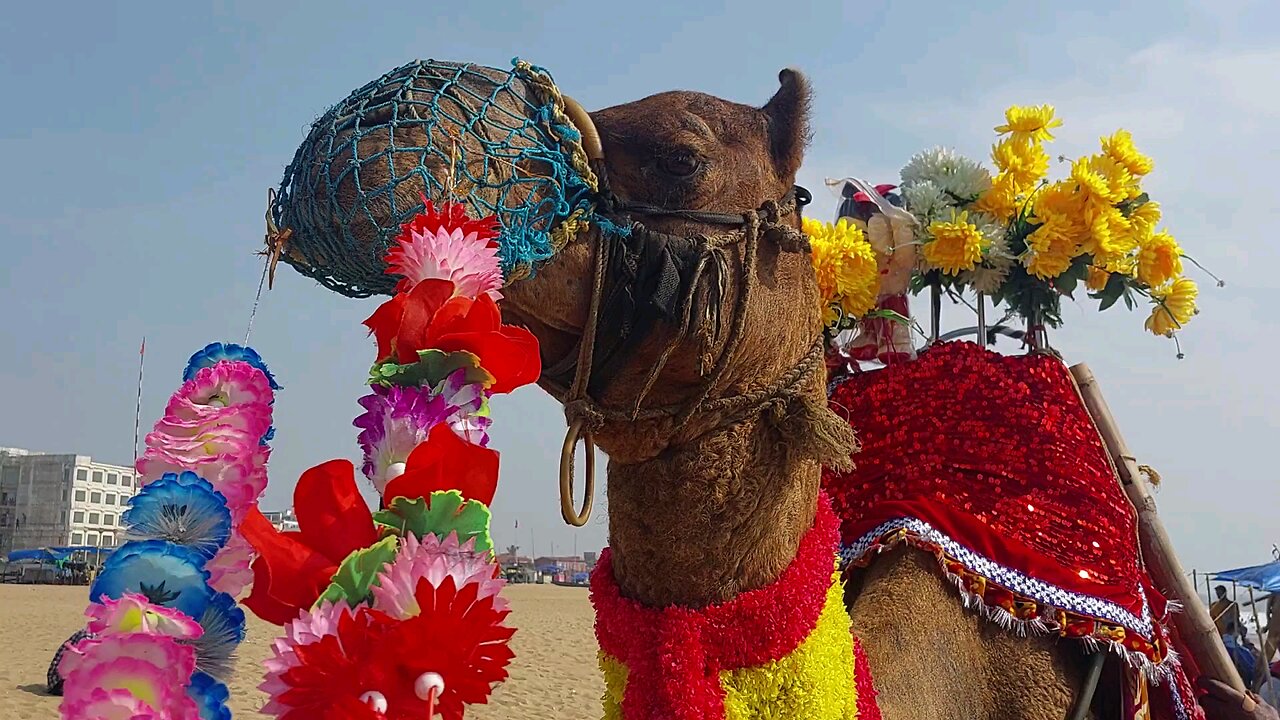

{"left": 603, "top": 412, "right": 822, "bottom": 608}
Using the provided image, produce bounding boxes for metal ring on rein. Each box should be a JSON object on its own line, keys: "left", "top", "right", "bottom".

{"left": 559, "top": 419, "right": 595, "bottom": 526}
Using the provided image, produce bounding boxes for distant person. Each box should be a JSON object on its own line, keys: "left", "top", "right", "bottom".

{"left": 1226, "top": 621, "right": 1261, "bottom": 686}
{"left": 1216, "top": 585, "right": 1243, "bottom": 635}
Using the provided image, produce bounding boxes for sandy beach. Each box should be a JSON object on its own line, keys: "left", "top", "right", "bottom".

{"left": 0, "top": 583, "right": 603, "bottom": 719}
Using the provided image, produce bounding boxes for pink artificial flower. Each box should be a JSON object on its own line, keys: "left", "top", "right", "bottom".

{"left": 60, "top": 687, "right": 161, "bottom": 720}
{"left": 152, "top": 403, "right": 273, "bottom": 445}
{"left": 166, "top": 361, "right": 275, "bottom": 415}
{"left": 85, "top": 592, "right": 204, "bottom": 640}
{"left": 136, "top": 449, "right": 263, "bottom": 514}
{"left": 384, "top": 199, "right": 504, "bottom": 300}
{"left": 371, "top": 532, "right": 507, "bottom": 620}
{"left": 59, "top": 634, "right": 199, "bottom": 720}
{"left": 205, "top": 532, "right": 256, "bottom": 597}
{"left": 260, "top": 601, "right": 359, "bottom": 717}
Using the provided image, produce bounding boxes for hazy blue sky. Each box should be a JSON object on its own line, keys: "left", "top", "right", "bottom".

{"left": 1, "top": 0, "right": 1275, "bottom": 574}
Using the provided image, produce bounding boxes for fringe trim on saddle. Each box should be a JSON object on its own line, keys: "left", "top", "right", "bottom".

{"left": 847, "top": 528, "right": 1182, "bottom": 686}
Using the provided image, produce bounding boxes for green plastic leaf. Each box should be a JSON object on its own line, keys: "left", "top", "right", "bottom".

{"left": 373, "top": 491, "right": 493, "bottom": 554}
{"left": 369, "top": 350, "right": 495, "bottom": 389}
{"left": 315, "top": 535, "right": 399, "bottom": 607}
{"left": 1091, "top": 271, "right": 1128, "bottom": 312}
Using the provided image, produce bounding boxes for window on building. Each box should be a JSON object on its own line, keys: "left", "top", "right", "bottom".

{"left": 75, "top": 490, "right": 86, "bottom": 502}
{"left": 88, "top": 512, "right": 100, "bottom": 525}
{"left": 105, "top": 494, "right": 116, "bottom": 506}
{"left": 72, "top": 532, "right": 83, "bottom": 544}
{"left": 87, "top": 532, "right": 98, "bottom": 545}
{"left": 73, "top": 511, "right": 85, "bottom": 523}
{"left": 90, "top": 492, "right": 102, "bottom": 504}
{"left": 104, "top": 514, "right": 115, "bottom": 526}
{"left": 107, "top": 473, "right": 118, "bottom": 485}
{"left": 76, "top": 468, "right": 88, "bottom": 482}
{"left": 92, "top": 470, "right": 103, "bottom": 483}
{"left": 101, "top": 534, "right": 115, "bottom": 548}
{"left": 62, "top": 486, "right": 68, "bottom": 501}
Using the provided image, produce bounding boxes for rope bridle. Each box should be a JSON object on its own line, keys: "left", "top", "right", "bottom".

{"left": 543, "top": 160, "right": 822, "bottom": 526}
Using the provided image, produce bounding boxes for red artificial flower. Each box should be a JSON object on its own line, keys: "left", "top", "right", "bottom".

{"left": 277, "top": 610, "right": 394, "bottom": 720}
{"left": 374, "top": 574, "right": 515, "bottom": 720}
{"left": 391, "top": 196, "right": 500, "bottom": 256}
{"left": 383, "top": 422, "right": 499, "bottom": 506}
{"left": 243, "top": 459, "right": 379, "bottom": 625}
{"left": 271, "top": 577, "right": 514, "bottom": 720}
{"left": 362, "top": 278, "right": 540, "bottom": 394}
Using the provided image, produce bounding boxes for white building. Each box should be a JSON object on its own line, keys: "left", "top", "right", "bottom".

{"left": 0, "top": 447, "right": 140, "bottom": 555}
{"left": 261, "top": 508, "right": 299, "bottom": 532}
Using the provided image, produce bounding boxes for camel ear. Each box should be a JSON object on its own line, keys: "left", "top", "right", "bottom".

{"left": 762, "top": 68, "right": 812, "bottom": 179}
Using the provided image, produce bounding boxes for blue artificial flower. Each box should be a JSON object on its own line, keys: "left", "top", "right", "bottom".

{"left": 188, "top": 671, "right": 232, "bottom": 720}
{"left": 183, "top": 342, "right": 282, "bottom": 390}
{"left": 89, "top": 540, "right": 213, "bottom": 619}
{"left": 122, "top": 472, "right": 232, "bottom": 560}
{"left": 191, "top": 591, "right": 246, "bottom": 681}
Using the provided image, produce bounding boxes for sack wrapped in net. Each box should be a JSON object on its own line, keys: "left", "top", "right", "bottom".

{"left": 269, "top": 58, "right": 602, "bottom": 298}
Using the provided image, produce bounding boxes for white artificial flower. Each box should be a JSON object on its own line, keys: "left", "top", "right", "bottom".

{"left": 900, "top": 147, "right": 992, "bottom": 204}
{"left": 970, "top": 213, "right": 1012, "bottom": 267}
{"left": 962, "top": 264, "right": 1010, "bottom": 295}
{"left": 900, "top": 181, "right": 953, "bottom": 225}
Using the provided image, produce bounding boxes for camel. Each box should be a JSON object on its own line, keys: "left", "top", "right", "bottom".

{"left": 284, "top": 63, "right": 1131, "bottom": 719}
{"left": 500, "top": 70, "right": 1093, "bottom": 720}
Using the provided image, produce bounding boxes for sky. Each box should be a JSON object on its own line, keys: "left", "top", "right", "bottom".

{"left": 0, "top": 0, "right": 1275, "bottom": 576}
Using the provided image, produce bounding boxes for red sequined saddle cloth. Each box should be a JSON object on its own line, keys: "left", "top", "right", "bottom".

{"left": 823, "top": 341, "right": 1202, "bottom": 719}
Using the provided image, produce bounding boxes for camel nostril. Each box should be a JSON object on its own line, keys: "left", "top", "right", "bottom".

{"left": 359, "top": 690, "right": 388, "bottom": 713}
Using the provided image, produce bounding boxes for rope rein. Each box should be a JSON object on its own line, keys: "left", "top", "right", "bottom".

{"left": 553, "top": 184, "right": 822, "bottom": 526}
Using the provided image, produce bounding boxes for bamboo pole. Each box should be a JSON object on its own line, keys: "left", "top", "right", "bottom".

{"left": 1249, "top": 587, "right": 1269, "bottom": 691}
{"left": 1069, "top": 362, "right": 1246, "bottom": 693}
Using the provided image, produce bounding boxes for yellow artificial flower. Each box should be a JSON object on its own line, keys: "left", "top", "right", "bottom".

{"left": 994, "top": 104, "right": 1064, "bottom": 143}
{"left": 974, "top": 174, "right": 1021, "bottom": 221}
{"left": 1033, "top": 180, "right": 1086, "bottom": 220}
{"left": 923, "top": 210, "right": 988, "bottom": 274}
{"left": 1101, "top": 129, "right": 1154, "bottom": 177}
{"left": 1136, "top": 230, "right": 1184, "bottom": 288}
{"left": 1087, "top": 206, "right": 1138, "bottom": 265}
{"left": 1071, "top": 154, "right": 1134, "bottom": 206}
{"left": 1023, "top": 212, "right": 1081, "bottom": 279}
{"left": 804, "top": 217, "right": 881, "bottom": 324}
{"left": 991, "top": 136, "right": 1050, "bottom": 191}
{"left": 1129, "top": 201, "right": 1162, "bottom": 239}
{"left": 1145, "top": 278, "right": 1198, "bottom": 336}
{"left": 1086, "top": 266, "right": 1111, "bottom": 291}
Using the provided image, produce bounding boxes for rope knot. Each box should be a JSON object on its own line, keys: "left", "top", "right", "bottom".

{"left": 565, "top": 399, "right": 606, "bottom": 431}
{"left": 765, "top": 223, "right": 810, "bottom": 253}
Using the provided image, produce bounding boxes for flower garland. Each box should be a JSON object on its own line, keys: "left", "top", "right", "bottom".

{"left": 242, "top": 196, "right": 540, "bottom": 720}
{"left": 59, "top": 344, "right": 278, "bottom": 719}
{"left": 895, "top": 104, "right": 1213, "bottom": 343}
{"left": 591, "top": 494, "right": 875, "bottom": 720}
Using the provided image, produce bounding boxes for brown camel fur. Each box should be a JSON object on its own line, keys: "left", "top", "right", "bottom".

{"left": 313, "top": 66, "right": 1100, "bottom": 719}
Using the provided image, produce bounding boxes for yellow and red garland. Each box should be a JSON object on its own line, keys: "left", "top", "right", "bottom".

{"left": 590, "top": 494, "right": 881, "bottom": 720}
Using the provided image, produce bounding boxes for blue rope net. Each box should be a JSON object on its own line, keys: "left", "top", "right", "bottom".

{"left": 270, "top": 58, "right": 598, "bottom": 298}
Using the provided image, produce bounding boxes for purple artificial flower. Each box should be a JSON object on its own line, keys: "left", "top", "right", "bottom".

{"left": 353, "top": 369, "right": 487, "bottom": 493}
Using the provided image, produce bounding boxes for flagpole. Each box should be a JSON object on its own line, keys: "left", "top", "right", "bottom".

{"left": 133, "top": 338, "right": 145, "bottom": 469}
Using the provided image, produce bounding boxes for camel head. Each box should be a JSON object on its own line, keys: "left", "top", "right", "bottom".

{"left": 501, "top": 69, "right": 828, "bottom": 462}
{"left": 278, "top": 61, "right": 842, "bottom": 469}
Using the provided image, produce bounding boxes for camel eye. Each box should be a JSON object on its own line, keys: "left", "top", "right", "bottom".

{"left": 658, "top": 151, "right": 703, "bottom": 179}
{"left": 359, "top": 690, "right": 388, "bottom": 713}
